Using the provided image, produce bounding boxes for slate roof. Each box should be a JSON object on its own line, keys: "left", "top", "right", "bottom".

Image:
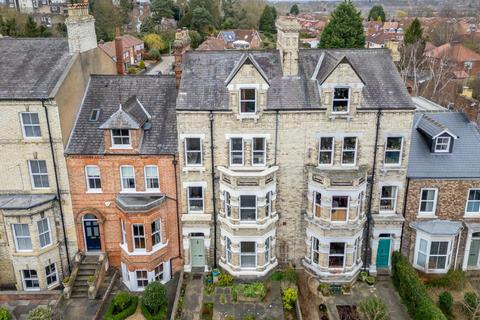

{"left": 0, "top": 38, "right": 72, "bottom": 100}
{"left": 99, "top": 106, "right": 142, "bottom": 129}
{"left": 176, "top": 48, "right": 413, "bottom": 110}
{"left": 0, "top": 194, "right": 56, "bottom": 210}
{"left": 407, "top": 112, "right": 480, "bottom": 178}
{"left": 416, "top": 114, "right": 454, "bottom": 138}
{"left": 410, "top": 220, "right": 462, "bottom": 236}
{"left": 66, "top": 75, "right": 177, "bottom": 155}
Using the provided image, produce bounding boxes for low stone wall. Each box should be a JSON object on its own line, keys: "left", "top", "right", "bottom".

{"left": 0, "top": 290, "right": 62, "bottom": 301}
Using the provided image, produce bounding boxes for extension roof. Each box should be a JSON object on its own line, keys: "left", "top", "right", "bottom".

{"left": 66, "top": 75, "right": 177, "bottom": 155}
{"left": 0, "top": 38, "right": 72, "bottom": 100}
{"left": 176, "top": 49, "right": 413, "bottom": 111}
{"left": 407, "top": 112, "right": 480, "bottom": 179}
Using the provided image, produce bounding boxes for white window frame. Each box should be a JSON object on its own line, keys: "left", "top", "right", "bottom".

{"left": 224, "top": 191, "right": 231, "bottom": 217}
{"left": 45, "top": 263, "right": 58, "bottom": 288}
{"left": 111, "top": 129, "right": 131, "bottom": 148}
{"left": 144, "top": 165, "right": 160, "bottom": 192}
{"left": 380, "top": 186, "right": 398, "bottom": 214}
{"left": 418, "top": 188, "right": 438, "bottom": 216}
{"left": 414, "top": 234, "right": 453, "bottom": 274}
{"left": 466, "top": 189, "right": 480, "bottom": 215}
{"left": 136, "top": 270, "right": 149, "bottom": 288}
{"left": 225, "top": 236, "right": 232, "bottom": 264}
{"left": 239, "top": 88, "right": 257, "bottom": 114}
{"left": 341, "top": 137, "right": 357, "bottom": 166}
{"left": 239, "top": 195, "right": 257, "bottom": 222}
{"left": 121, "top": 220, "right": 127, "bottom": 245}
{"left": 37, "top": 217, "right": 52, "bottom": 248}
{"left": 328, "top": 242, "right": 346, "bottom": 269}
{"left": 20, "top": 112, "right": 41, "bottom": 138}
{"left": 120, "top": 165, "right": 136, "bottom": 191}
{"left": 151, "top": 219, "right": 162, "bottom": 247}
{"left": 154, "top": 263, "right": 164, "bottom": 282}
{"left": 332, "top": 87, "right": 350, "bottom": 114}
{"left": 384, "top": 136, "right": 403, "bottom": 166}
{"left": 229, "top": 137, "right": 244, "bottom": 166}
{"left": 313, "top": 191, "right": 321, "bottom": 218}
{"left": 434, "top": 136, "right": 451, "bottom": 153}
{"left": 265, "top": 191, "right": 272, "bottom": 218}
{"left": 132, "top": 224, "right": 146, "bottom": 251}
{"left": 187, "top": 186, "right": 204, "bottom": 213}
{"left": 331, "top": 196, "right": 349, "bottom": 222}
{"left": 12, "top": 223, "right": 33, "bottom": 252}
{"left": 265, "top": 236, "right": 273, "bottom": 263}
{"left": 240, "top": 241, "right": 257, "bottom": 268}
{"left": 28, "top": 160, "right": 49, "bottom": 189}
{"left": 252, "top": 137, "right": 266, "bottom": 166}
{"left": 22, "top": 269, "right": 40, "bottom": 291}
{"left": 318, "top": 137, "right": 334, "bottom": 166}
{"left": 312, "top": 237, "right": 320, "bottom": 265}
{"left": 185, "top": 137, "right": 203, "bottom": 167}
{"left": 85, "top": 165, "right": 102, "bottom": 192}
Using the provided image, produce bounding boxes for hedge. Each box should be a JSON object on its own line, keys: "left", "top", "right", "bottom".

{"left": 140, "top": 301, "right": 167, "bottom": 320}
{"left": 391, "top": 251, "right": 447, "bottom": 320}
{"left": 104, "top": 295, "right": 139, "bottom": 320}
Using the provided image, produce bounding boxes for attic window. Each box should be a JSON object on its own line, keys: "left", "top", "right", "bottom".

{"left": 434, "top": 136, "right": 450, "bottom": 153}
{"left": 89, "top": 109, "right": 100, "bottom": 122}
{"left": 240, "top": 89, "right": 256, "bottom": 114}
{"left": 332, "top": 88, "right": 350, "bottom": 113}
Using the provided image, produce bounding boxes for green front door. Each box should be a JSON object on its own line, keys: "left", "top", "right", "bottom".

{"left": 191, "top": 238, "right": 205, "bottom": 267}
{"left": 376, "top": 239, "right": 391, "bottom": 268}
{"left": 468, "top": 239, "right": 480, "bottom": 267}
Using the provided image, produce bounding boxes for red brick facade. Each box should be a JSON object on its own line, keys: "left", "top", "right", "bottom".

{"left": 66, "top": 155, "right": 183, "bottom": 275}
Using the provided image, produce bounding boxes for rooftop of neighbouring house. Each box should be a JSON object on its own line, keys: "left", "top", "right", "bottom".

{"left": 0, "top": 37, "right": 72, "bottom": 100}
{"left": 425, "top": 42, "right": 480, "bottom": 62}
{"left": 217, "top": 29, "right": 260, "bottom": 44}
{"left": 66, "top": 75, "right": 177, "bottom": 155}
{"left": 411, "top": 96, "right": 447, "bottom": 111}
{"left": 407, "top": 111, "right": 480, "bottom": 179}
{"left": 98, "top": 34, "right": 144, "bottom": 59}
{"left": 176, "top": 48, "right": 414, "bottom": 111}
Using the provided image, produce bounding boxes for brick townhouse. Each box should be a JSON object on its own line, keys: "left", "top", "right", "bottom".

{"left": 175, "top": 16, "right": 415, "bottom": 282}
{"left": 0, "top": 2, "right": 115, "bottom": 291}
{"left": 65, "top": 75, "right": 182, "bottom": 291}
{"left": 402, "top": 111, "right": 480, "bottom": 274}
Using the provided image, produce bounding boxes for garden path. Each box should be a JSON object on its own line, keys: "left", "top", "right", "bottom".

{"left": 181, "top": 274, "right": 204, "bottom": 320}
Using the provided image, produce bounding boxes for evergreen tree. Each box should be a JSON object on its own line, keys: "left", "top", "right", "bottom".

{"left": 404, "top": 18, "right": 423, "bottom": 44}
{"left": 259, "top": 5, "right": 276, "bottom": 34}
{"left": 118, "top": 0, "right": 133, "bottom": 25}
{"left": 24, "top": 15, "right": 40, "bottom": 37}
{"left": 318, "top": 0, "right": 365, "bottom": 49}
{"left": 290, "top": 3, "right": 299, "bottom": 16}
{"left": 151, "top": 0, "right": 174, "bottom": 23}
{"left": 367, "top": 5, "right": 386, "bottom": 22}
{"left": 191, "top": 7, "right": 214, "bottom": 34}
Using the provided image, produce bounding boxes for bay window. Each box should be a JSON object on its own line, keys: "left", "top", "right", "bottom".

{"left": 240, "top": 242, "right": 256, "bottom": 267}
{"left": 265, "top": 237, "right": 273, "bottom": 263}
{"left": 22, "top": 269, "right": 39, "bottom": 290}
{"left": 151, "top": 219, "right": 162, "bottom": 247}
{"left": 224, "top": 191, "right": 231, "bottom": 217}
{"left": 312, "top": 237, "right": 320, "bottom": 265}
{"left": 313, "top": 192, "right": 321, "bottom": 218}
{"left": 328, "top": 242, "right": 346, "bottom": 268}
{"left": 225, "top": 236, "right": 232, "bottom": 264}
{"left": 331, "top": 196, "right": 348, "bottom": 221}
{"left": 45, "top": 263, "right": 58, "bottom": 287}
{"left": 240, "top": 195, "right": 256, "bottom": 221}
{"left": 132, "top": 224, "right": 145, "bottom": 250}
{"left": 13, "top": 223, "right": 32, "bottom": 251}
{"left": 37, "top": 218, "right": 52, "bottom": 248}
{"left": 136, "top": 270, "right": 148, "bottom": 288}
{"left": 154, "top": 263, "right": 164, "bottom": 282}
{"left": 265, "top": 192, "right": 272, "bottom": 217}
{"left": 415, "top": 236, "right": 452, "bottom": 273}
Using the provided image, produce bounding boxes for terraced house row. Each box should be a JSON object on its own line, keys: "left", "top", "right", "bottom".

{"left": 0, "top": 7, "right": 479, "bottom": 296}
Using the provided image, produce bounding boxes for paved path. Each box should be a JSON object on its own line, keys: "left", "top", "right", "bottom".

{"left": 145, "top": 56, "right": 174, "bottom": 75}
{"left": 181, "top": 274, "right": 204, "bottom": 320}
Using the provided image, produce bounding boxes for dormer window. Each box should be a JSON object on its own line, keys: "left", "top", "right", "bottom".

{"left": 434, "top": 136, "right": 450, "bottom": 153}
{"left": 332, "top": 87, "right": 350, "bottom": 113}
{"left": 240, "top": 89, "right": 256, "bottom": 114}
{"left": 111, "top": 129, "right": 131, "bottom": 148}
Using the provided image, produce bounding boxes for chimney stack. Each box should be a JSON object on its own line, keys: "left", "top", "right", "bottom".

{"left": 275, "top": 16, "right": 300, "bottom": 77}
{"left": 65, "top": 0, "right": 97, "bottom": 54}
{"left": 115, "top": 27, "right": 125, "bottom": 75}
{"left": 173, "top": 28, "right": 191, "bottom": 89}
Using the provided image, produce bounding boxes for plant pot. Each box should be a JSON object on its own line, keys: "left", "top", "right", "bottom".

{"left": 212, "top": 269, "right": 220, "bottom": 283}
{"left": 359, "top": 271, "right": 368, "bottom": 282}
{"left": 365, "top": 276, "right": 376, "bottom": 286}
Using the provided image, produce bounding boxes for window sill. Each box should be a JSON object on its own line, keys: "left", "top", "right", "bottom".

{"left": 183, "top": 166, "right": 206, "bottom": 172}
{"left": 86, "top": 190, "right": 103, "bottom": 194}
{"left": 110, "top": 146, "right": 133, "bottom": 150}
{"left": 465, "top": 213, "right": 480, "bottom": 218}
{"left": 328, "top": 114, "right": 353, "bottom": 121}
{"left": 417, "top": 214, "right": 437, "bottom": 219}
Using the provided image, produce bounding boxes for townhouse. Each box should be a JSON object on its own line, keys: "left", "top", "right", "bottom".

{"left": 402, "top": 111, "right": 480, "bottom": 274}
{"left": 176, "top": 16, "right": 415, "bottom": 282}
{"left": 0, "top": 1, "right": 115, "bottom": 291}
{"left": 65, "top": 75, "right": 182, "bottom": 291}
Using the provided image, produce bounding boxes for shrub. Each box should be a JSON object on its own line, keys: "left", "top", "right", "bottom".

{"left": 143, "top": 282, "right": 167, "bottom": 315}
{"left": 463, "top": 292, "right": 480, "bottom": 316}
{"left": 148, "top": 49, "right": 160, "bottom": 60}
{"left": 358, "top": 296, "right": 389, "bottom": 320}
{"left": 359, "top": 271, "right": 368, "bottom": 282}
{"left": 243, "top": 314, "right": 255, "bottom": 320}
{"left": 239, "top": 282, "right": 266, "bottom": 299}
{"left": 365, "top": 276, "right": 376, "bottom": 286}
{"left": 0, "top": 307, "right": 10, "bottom": 320}
{"left": 427, "top": 269, "right": 466, "bottom": 290}
{"left": 438, "top": 291, "right": 453, "bottom": 316}
{"left": 318, "top": 283, "right": 330, "bottom": 296}
{"left": 105, "top": 295, "right": 138, "bottom": 320}
{"left": 113, "top": 292, "right": 132, "bottom": 312}
{"left": 140, "top": 301, "right": 166, "bottom": 320}
{"left": 269, "top": 271, "right": 284, "bottom": 281}
{"left": 26, "top": 307, "right": 52, "bottom": 320}
{"left": 391, "top": 252, "right": 447, "bottom": 320}
{"left": 218, "top": 273, "right": 234, "bottom": 287}
{"left": 127, "top": 67, "right": 137, "bottom": 75}
{"left": 284, "top": 266, "right": 298, "bottom": 284}
{"left": 282, "top": 287, "right": 298, "bottom": 311}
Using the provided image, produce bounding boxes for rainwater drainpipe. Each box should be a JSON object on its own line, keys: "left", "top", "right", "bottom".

{"left": 363, "top": 109, "right": 382, "bottom": 271}
{"left": 42, "top": 99, "right": 71, "bottom": 273}
{"left": 274, "top": 110, "right": 279, "bottom": 165}
{"left": 209, "top": 111, "right": 217, "bottom": 268}
{"left": 454, "top": 226, "right": 464, "bottom": 270}
{"left": 400, "top": 177, "right": 411, "bottom": 252}
{"left": 172, "top": 154, "right": 182, "bottom": 259}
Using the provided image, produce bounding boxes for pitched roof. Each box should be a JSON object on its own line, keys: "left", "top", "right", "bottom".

{"left": 98, "top": 34, "right": 143, "bottom": 59}
{"left": 217, "top": 29, "right": 261, "bottom": 46}
{"left": 177, "top": 49, "right": 413, "bottom": 110}
{"left": 198, "top": 37, "right": 227, "bottom": 50}
{"left": 407, "top": 112, "right": 480, "bottom": 179}
{"left": 225, "top": 53, "right": 269, "bottom": 85}
{"left": 0, "top": 194, "right": 56, "bottom": 210}
{"left": 66, "top": 75, "right": 177, "bottom": 155}
{"left": 425, "top": 42, "right": 480, "bottom": 62}
{"left": 416, "top": 114, "right": 458, "bottom": 139}
{"left": 0, "top": 38, "right": 72, "bottom": 100}
{"left": 410, "top": 220, "right": 462, "bottom": 236}
{"left": 99, "top": 105, "right": 141, "bottom": 129}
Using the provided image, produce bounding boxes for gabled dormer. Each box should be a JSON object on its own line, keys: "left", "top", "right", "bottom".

{"left": 99, "top": 95, "right": 151, "bottom": 153}
{"left": 416, "top": 114, "right": 458, "bottom": 154}
{"left": 313, "top": 53, "right": 365, "bottom": 118}
{"left": 225, "top": 53, "right": 270, "bottom": 120}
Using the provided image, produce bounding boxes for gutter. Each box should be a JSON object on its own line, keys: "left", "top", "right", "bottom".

{"left": 42, "top": 99, "right": 71, "bottom": 273}
{"left": 209, "top": 111, "right": 218, "bottom": 268}
{"left": 363, "top": 109, "right": 382, "bottom": 271}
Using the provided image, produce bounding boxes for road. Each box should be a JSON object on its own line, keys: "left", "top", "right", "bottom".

{"left": 145, "top": 55, "right": 174, "bottom": 75}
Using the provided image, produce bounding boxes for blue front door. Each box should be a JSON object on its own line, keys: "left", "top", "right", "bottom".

{"left": 376, "top": 239, "right": 391, "bottom": 268}
{"left": 84, "top": 219, "right": 101, "bottom": 251}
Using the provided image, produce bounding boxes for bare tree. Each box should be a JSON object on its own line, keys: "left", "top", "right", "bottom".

{"left": 399, "top": 41, "right": 427, "bottom": 96}
{"left": 423, "top": 52, "right": 456, "bottom": 100}
{"left": 429, "top": 22, "right": 459, "bottom": 46}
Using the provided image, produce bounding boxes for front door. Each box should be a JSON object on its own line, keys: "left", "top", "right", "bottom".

{"left": 468, "top": 239, "right": 480, "bottom": 267}
{"left": 376, "top": 239, "right": 391, "bottom": 268}
{"left": 190, "top": 237, "right": 205, "bottom": 267}
{"left": 83, "top": 216, "right": 101, "bottom": 251}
